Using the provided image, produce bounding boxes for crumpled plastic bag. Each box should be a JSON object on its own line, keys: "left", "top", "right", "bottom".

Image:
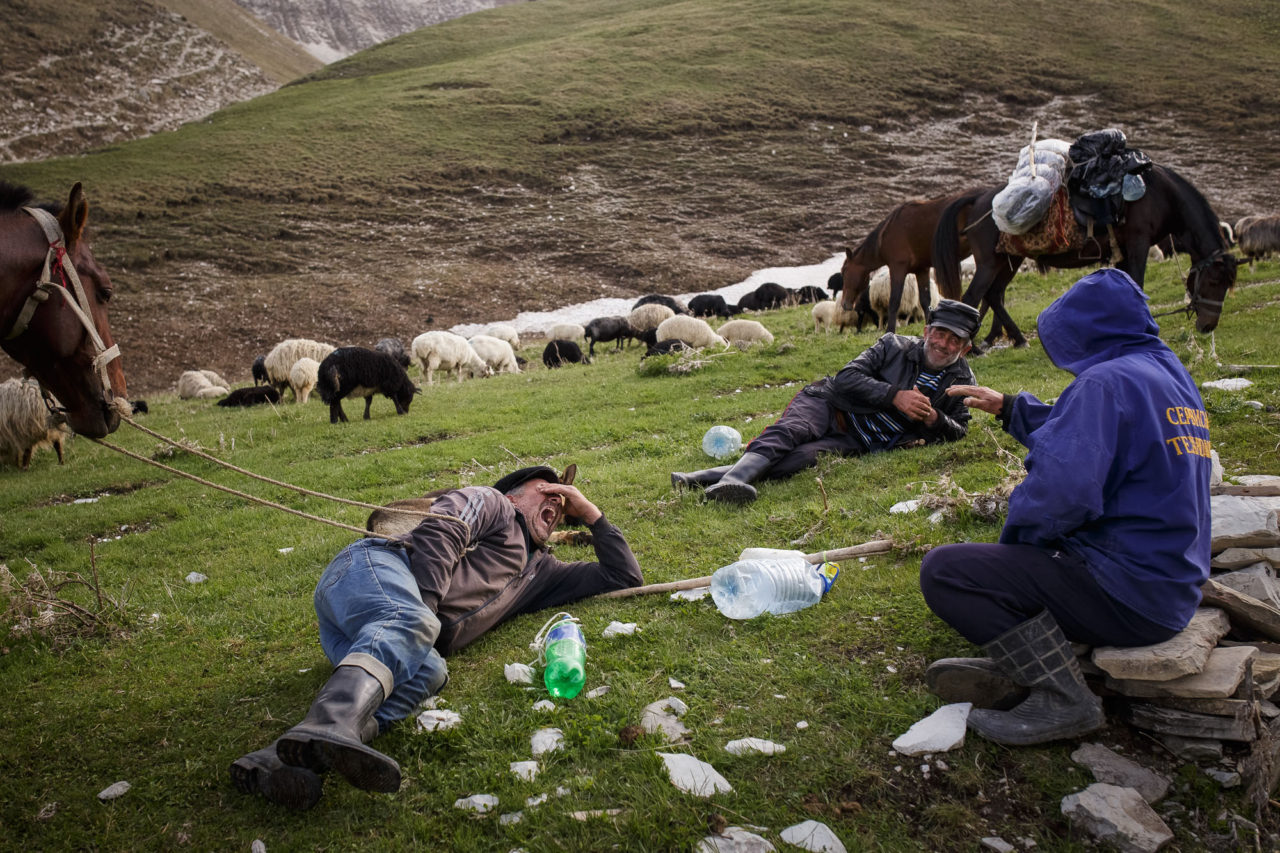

{"left": 993, "top": 139, "right": 1072, "bottom": 235}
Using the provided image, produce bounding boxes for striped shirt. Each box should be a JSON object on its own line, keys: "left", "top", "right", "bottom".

{"left": 847, "top": 368, "right": 945, "bottom": 450}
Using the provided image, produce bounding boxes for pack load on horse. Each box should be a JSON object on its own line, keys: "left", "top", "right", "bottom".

{"left": 992, "top": 137, "right": 1072, "bottom": 235}
{"left": 0, "top": 181, "right": 128, "bottom": 438}
{"left": 934, "top": 129, "right": 1237, "bottom": 350}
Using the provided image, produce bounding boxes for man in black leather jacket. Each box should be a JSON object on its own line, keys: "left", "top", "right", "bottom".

{"left": 672, "top": 299, "right": 981, "bottom": 504}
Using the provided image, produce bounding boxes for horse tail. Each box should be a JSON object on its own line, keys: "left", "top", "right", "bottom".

{"left": 933, "top": 189, "right": 985, "bottom": 300}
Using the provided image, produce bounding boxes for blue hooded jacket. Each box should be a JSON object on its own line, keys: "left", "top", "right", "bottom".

{"left": 1000, "top": 268, "right": 1211, "bottom": 632}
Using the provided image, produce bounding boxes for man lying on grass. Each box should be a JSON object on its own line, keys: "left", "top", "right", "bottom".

{"left": 230, "top": 465, "right": 643, "bottom": 810}
{"left": 672, "top": 299, "right": 982, "bottom": 505}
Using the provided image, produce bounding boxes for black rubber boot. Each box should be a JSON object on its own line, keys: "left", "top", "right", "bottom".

{"left": 230, "top": 741, "right": 324, "bottom": 811}
{"left": 703, "top": 452, "right": 773, "bottom": 505}
{"left": 276, "top": 666, "right": 401, "bottom": 793}
{"left": 925, "top": 657, "right": 1028, "bottom": 711}
{"left": 670, "top": 465, "right": 733, "bottom": 490}
{"left": 966, "top": 610, "right": 1104, "bottom": 746}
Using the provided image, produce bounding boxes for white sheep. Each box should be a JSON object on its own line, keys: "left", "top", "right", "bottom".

{"left": 0, "top": 378, "right": 72, "bottom": 469}
{"left": 655, "top": 315, "right": 728, "bottom": 350}
{"left": 264, "top": 338, "right": 336, "bottom": 397}
{"left": 467, "top": 334, "right": 521, "bottom": 375}
{"left": 717, "top": 318, "right": 774, "bottom": 347}
{"left": 177, "top": 370, "right": 230, "bottom": 400}
{"left": 199, "top": 369, "right": 231, "bottom": 389}
{"left": 411, "top": 331, "right": 492, "bottom": 385}
{"left": 812, "top": 300, "right": 855, "bottom": 333}
{"left": 960, "top": 255, "right": 977, "bottom": 282}
{"left": 547, "top": 322, "right": 585, "bottom": 342}
{"left": 866, "top": 267, "right": 939, "bottom": 328}
{"left": 289, "top": 357, "right": 320, "bottom": 404}
{"left": 477, "top": 323, "right": 521, "bottom": 350}
{"left": 627, "top": 304, "right": 675, "bottom": 332}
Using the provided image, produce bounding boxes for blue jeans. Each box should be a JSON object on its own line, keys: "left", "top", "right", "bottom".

{"left": 314, "top": 538, "right": 449, "bottom": 731}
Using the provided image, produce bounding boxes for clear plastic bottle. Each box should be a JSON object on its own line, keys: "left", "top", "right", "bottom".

{"left": 541, "top": 616, "right": 587, "bottom": 699}
{"left": 702, "top": 425, "right": 743, "bottom": 459}
{"left": 710, "top": 557, "right": 840, "bottom": 620}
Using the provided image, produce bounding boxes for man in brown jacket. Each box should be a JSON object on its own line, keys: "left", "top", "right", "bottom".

{"left": 230, "top": 465, "right": 642, "bottom": 810}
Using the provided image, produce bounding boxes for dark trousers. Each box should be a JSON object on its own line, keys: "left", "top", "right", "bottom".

{"left": 919, "top": 542, "right": 1177, "bottom": 647}
{"left": 745, "top": 391, "right": 865, "bottom": 479}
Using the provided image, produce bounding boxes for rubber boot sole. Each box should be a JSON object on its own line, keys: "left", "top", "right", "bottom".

{"left": 230, "top": 747, "right": 324, "bottom": 811}
{"left": 277, "top": 728, "right": 401, "bottom": 793}
{"left": 925, "top": 658, "right": 1028, "bottom": 711}
{"left": 967, "top": 702, "right": 1105, "bottom": 746}
{"left": 704, "top": 480, "right": 757, "bottom": 504}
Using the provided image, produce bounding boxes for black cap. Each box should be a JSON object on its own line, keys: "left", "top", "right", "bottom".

{"left": 492, "top": 463, "right": 576, "bottom": 495}
{"left": 928, "top": 299, "right": 981, "bottom": 341}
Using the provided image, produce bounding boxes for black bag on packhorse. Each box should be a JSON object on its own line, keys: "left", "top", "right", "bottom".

{"left": 1067, "top": 129, "right": 1152, "bottom": 228}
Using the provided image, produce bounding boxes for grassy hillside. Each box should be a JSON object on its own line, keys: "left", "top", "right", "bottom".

{"left": 158, "top": 0, "right": 321, "bottom": 83}
{"left": 3, "top": 0, "right": 1277, "bottom": 394}
{"left": 3, "top": 258, "right": 1279, "bottom": 849}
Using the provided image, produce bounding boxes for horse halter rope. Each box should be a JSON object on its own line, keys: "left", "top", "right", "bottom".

{"left": 1152, "top": 249, "right": 1232, "bottom": 319}
{"left": 4, "top": 207, "right": 122, "bottom": 401}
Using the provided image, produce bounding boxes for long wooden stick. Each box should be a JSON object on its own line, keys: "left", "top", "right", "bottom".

{"left": 596, "top": 539, "right": 894, "bottom": 600}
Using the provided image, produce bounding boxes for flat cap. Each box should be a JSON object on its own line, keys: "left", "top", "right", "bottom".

{"left": 928, "top": 299, "right": 981, "bottom": 341}
{"left": 492, "top": 463, "right": 576, "bottom": 494}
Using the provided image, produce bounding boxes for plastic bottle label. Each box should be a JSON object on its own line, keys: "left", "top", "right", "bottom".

{"left": 816, "top": 561, "right": 840, "bottom": 594}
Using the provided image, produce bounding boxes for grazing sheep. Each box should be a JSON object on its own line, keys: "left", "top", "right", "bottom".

{"left": 375, "top": 337, "right": 411, "bottom": 369}
{"left": 584, "top": 316, "right": 638, "bottom": 355}
{"left": 0, "top": 378, "right": 71, "bottom": 469}
{"left": 792, "top": 285, "right": 828, "bottom": 305}
{"left": 411, "top": 331, "right": 492, "bottom": 385}
{"left": 477, "top": 323, "right": 521, "bottom": 350}
{"left": 217, "top": 386, "right": 282, "bottom": 407}
{"left": 252, "top": 355, "right": 268, "bottom": 386}
{"left": 628, "top": 303, "right": 675, "bottom": 333}
{"left": 655, "top": 315, "right": 728, "bottom": 350}
{"left": 1237, "top": 214, "right": 1280, "bottom": 266}
{"left": 812, "top": 300, "right": 855, "bottom": 334}
{"left": 547, "top": 322, "right": 585, "bottom": 342}
{"left": 130, "top": 400, "right": 149, "bottom": 415}
{"left": 264, "top": 338, "right": 336, "bottom": 397}
{"left": 1147, "top": 244, "right": 1165, "bottom": 263}
{"left": 542, "top": 340, "right": 588, "bottom": 368}
{"left": 289, "top": 357, "right": 320, "bottom": 404}
{"left": 200, "top": 369, "right": 231, "bottom": 389}
{"left": 178, "top": 370, "right": 230, "bottom": 400}
{"left": 826, "top": 271, "right": 844, "bottom": 296}
{"left": 468, "top": 334, "right": 521, "bottom": 375}
{"left": 688, "top": 294, "right": 735, "bottom": 319}
{"left": 865, "top": 267, "right": 939, "bottom": 329}
{"left": 631, "top": 294, "right": 688, "bottom": 315}
{"left": 643, "top": 338, "right": 693, "bottom": 359}
{"left": 317, "top": 347, "right": 416, "bottom": 424}
{"left": 960, "top": 255, "right": 977, "bottom": 282}
{"left": 748, "top": 282, "right": 791, "bottom": 310}
{"left": 718, "top": 318, "right": 774, "bottom": 347}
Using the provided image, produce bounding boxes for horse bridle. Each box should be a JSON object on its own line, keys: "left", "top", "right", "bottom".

{"left": 1152, "top": 248, "right": 1231, "bottom": 319}
{"left": 4, "top": 206, "right": 122, "bottom": 403}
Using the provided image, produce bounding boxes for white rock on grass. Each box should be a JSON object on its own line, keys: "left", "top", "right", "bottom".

{"left": 1071, "top": 743, "right": 1170, "bottom": 804}
{"left": 670, "top": 677, "right": 686, "bottom": 690}
{"left": 97, "top": 780, "right": 131, "bottom": 801}
{"left": 671, "top": 587, "right": 711, "bottom": 601}
{"left": 416, "top": 709, "right": 462, "bottom": 732}
{"left": 657, "top": 752, "right": 732, "bottom": 796}
{"left": 891, "top": 703, "right": 971, "bottom": 756}
{"left": 780, "top": 819, "right": 847, "bottom": 852}
{"left": 532, "top": 699, "right": 556, "bottom": 712}
{"left": 889, "top": 499, "right": 921, "bottom": 514}
{"left": 1202, "top": 377, "right": 1253, "bottom": 392}
{"left": 454, "top": 793, "right": 499, "bottom": 813}
{"left": 510, "top": 761, "right": 539, "bottom": 782}
{"left": 697, "top": 826, "right": 775, "bottom": 852}
{"left": 979, "top": 838, "right": 1014, "bottom": 853}
{"left": 505, "top": 663, "right": 534, "bottom": 684}
{"left": 251, "top": 840, "right": 267, "bottom": 853}
{"left": 531, "top": 727, "right": 564, "bottom": 756}
{"left": 185, "top": 572, "right": 207, "bottom": 584}
{"left": 724, "top": 737, "right": 786, "bottom": 756}
{"left": 499, "top": 811, "right": 523, "bottom": 825}
{"left": 642, "top": 696, "right": 690, "bottom": 742}
{"left": 1061, "top": 783, "right": 1173, "bottom": 852}
{"left": 585, "top": 685, "right": 610, "bottom": 699}
{"left": 602, "top": 620, "right": 638, "bottom": 638}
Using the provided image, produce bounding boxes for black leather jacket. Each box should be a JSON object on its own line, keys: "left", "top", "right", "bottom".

{"left": 804, "top": 333, "right": 976, "bottom": 445}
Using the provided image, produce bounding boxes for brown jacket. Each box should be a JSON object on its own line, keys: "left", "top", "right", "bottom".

{"left": 398, "top": 486, "right": 643, "bottom": 655}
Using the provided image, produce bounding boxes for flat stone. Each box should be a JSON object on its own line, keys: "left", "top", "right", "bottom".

{"left": 1200, "top": 580, "right": 1280, "bottom": 641}
{"left": 780, "top": 820, "right": 846, "bottom": 853}
{"left": 1155, "top": 733, "right": 1223, "bottom": 762}
{"left": 1060, "top": 783, "right": 1173, "bottom": 853}
{"left": 1070, "top": 743, "right": 1171, "bottom": 803}
{"left": 1212, "top": 547, "right": 1280, "bottom": 570}
{"left": 697, "top": 826, "right": 775, "bottom": 853}
{"left": 1210, "top": 495, "right": 1280, "bottom": 550}
{"left": 1238, "top": 475, "right": 1280, "bottom": 487}
{"left": 641, "top": 696, "right": 690, "bottom": 742}
{"left": 658, "top": 752, "right": 732, "bottom": 797}
{"left": 1214, "top": 563, "right": 1280, "bottom": 609}
{"left": 1092, "top": 609, "right": 1228, "bottom": 681}
{"left": 1125, "top": 703, "right": 1257, "bottom": 742}
{"left": 979, "top": 838, "right": 1015, "bottom": 853}
{"left": 891, "top": 703, "right": 970, "bottom": 756}
{"left": 1106, "top": 646, "right": 1257, "bottom": 699}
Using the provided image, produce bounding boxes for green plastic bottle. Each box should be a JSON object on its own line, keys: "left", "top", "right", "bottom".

{"left": 542, "top": 616, "right": 587, "bottom": 699}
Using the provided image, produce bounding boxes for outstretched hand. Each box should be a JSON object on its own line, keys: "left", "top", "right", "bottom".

{"left": 536, "top": 482, "right": 602, "bottom": 525}
{"left": 946, "top": 384, "right": 1004, "bottom": 415}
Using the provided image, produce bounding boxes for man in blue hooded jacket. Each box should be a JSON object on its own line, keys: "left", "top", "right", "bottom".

{"left": 919, "top": 268, "right": 1212, "bottom": 746}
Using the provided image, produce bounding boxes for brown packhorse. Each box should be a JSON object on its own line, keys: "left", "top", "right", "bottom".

{"left": 934, "top": 164, "right": 1238, "bottom": 350}
{"left": 1, "top": 182, "right": 128, "bottom": 438}
{"left": 837, "top": 192, "right": 976, "bottom": 332}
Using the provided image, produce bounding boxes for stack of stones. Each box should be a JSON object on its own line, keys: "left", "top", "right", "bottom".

{"left": 1080, "top": 474, "right": 1280, "bottom": 811}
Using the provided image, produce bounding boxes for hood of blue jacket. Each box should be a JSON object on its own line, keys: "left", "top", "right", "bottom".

{"left": 1038, "top": 269, "right": 1161, "bottom": 375}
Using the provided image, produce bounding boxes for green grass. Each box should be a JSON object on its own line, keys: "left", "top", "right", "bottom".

{"left": 4, "top": 257, "right": 1279, "bottom": 849}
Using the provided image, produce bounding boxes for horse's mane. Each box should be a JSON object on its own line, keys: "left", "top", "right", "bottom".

{"left": 1156, "top": 164, "right": 1225, "bottom": 248}
{"left": 0, "top": 181, "right": 36, "bottom": 212}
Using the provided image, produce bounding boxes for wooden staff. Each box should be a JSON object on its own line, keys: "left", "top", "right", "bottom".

{"left": 596, "top": 539, "right": 894, "bottom": 600}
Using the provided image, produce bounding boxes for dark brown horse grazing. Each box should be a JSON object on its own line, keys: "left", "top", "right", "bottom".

{"left": 1, "top": 182, "right": 128, "bottom": 438}
{"left": 934, "top": 164, "right": 1238, "bottom": 350}
{"left": 837, "top": 192, "right": 975, "bottom": 333}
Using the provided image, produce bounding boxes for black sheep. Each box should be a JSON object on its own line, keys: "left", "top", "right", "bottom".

{"left": 251, "top": 355, "right": 268, "bottom": 386}
{"left": 687, "top": 294, "right": 734, "bottom": 319}
{"left": 375, "top": 337, "right": 411, "bottom": 368}
{"left": 631, "top": 294, "right": 688, "bottom": 315}
{"left": 751, "top": 282, "right": 790, "bottom": 310}
{"left": 218, "top": 386, "right": 282, "bottom": 407}
{"left": 643, "top": 338, "right": 692, "bottom": 359}
{"left": 316, "top": 347, "right": 416, "bottom": 424}
{"left": 793, "top": 285, "right": 828, "bottom": 304}
{"left": 583, "top": 316, "right": 637, "bottom": 355}
{"left": 542, "top": 340, "right": 588, "bottom": 368}
{"left": 826, "top": 271, "right": 844, "bottom": 296}
{"left": 130, "top": 399, "right": 149, "bottom": 414}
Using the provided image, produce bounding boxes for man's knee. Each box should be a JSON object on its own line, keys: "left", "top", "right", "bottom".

{"left": 410, "top": 607, "right": 442, "bottom": 649}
